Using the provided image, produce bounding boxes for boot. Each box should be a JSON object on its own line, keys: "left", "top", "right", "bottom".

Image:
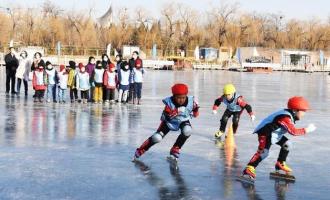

{"left": 214, "top": 130, "right": 224, "bottom": 139}
{"left": 275, "top": 161, "right": 292, "bottom": 173}
{"left": 170, "top": 146, "right": 180, "bottom": 159}
{"left": 243, "top": 165, "right": 256, "bottom": 179}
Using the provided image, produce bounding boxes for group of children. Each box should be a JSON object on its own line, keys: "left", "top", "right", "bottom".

{"left": 31, "top": 51, "right": 145, "bottom": 104}
{"left": 133, "top": 83, "right": 317, "bottom": 182}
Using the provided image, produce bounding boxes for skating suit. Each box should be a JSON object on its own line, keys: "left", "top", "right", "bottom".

{"left": 161, "top": 96, "right": 195, "bottom": 131}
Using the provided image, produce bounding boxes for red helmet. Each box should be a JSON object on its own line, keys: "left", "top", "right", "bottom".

{"left": 60, "top": 65, "right": 65, "bottom": 71}
{"left": 171, "top": 83, "right": 188, "bottom": 95}
{"left": 287, "top": 96, "right": 310, "bottom": 111}
{"left": 78, "top": 63, "right": 84, "bottom": 69}
{"left": 109, "top": 63, "right": 115, "bottom": 69}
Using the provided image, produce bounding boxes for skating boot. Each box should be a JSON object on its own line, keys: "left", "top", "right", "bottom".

{"left": 243, "top": 165, "right": 256, "bottom": 179}
{"left": 214, "top": 130, "right": 224, "bottom": 139}
{"left": 169, "top": 146, "right": 180, "bottom": 159}
{"left": 270, "top": 161, "right": 295, "bottom": 181}
{"left": 275, "top": 161, "right": 292, "bottom": 174}
{"left": 236, "top": 165, "right": 256, "bottom": 184}
{"left": 133, "top": 148, "right": 145, "bottom": 161}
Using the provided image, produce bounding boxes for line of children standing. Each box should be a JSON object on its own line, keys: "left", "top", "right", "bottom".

{"left": 28, "top": 52, "right": 144, "bottom": 105}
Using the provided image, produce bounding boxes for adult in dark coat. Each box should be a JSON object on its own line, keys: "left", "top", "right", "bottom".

{"left": 4, "top": 47, "right": 19, "bottom": 94}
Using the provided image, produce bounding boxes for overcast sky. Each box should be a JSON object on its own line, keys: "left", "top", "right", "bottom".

{"left": 1, "top": 0, "right": 329, "bottom": 21}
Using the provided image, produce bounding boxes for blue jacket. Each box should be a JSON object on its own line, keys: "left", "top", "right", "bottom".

{"left": 254, "top": 109, "right": 295, "bottom": 144}
{"left": 223, "top": 93, "right": 242, "bottom": 112}
{"left": 161, "top": 96, "right": 195, "bottom": 131}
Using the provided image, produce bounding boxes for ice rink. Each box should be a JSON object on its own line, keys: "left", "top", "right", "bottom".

{"left": 0, "top": 69, "right": 329, "bottom": 200}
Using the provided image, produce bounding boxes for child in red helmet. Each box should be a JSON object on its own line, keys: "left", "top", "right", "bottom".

{"left": 134, "top": 83, "right": 199, "bottom": 160}
{"left": 242, "top": 96, "right": 316, "bottom": 180}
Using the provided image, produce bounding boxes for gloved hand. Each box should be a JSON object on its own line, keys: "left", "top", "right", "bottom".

{"left": 212, "top": 110, "right": 217, "bottom": 115}
{"left": 250, "top": 115, "right": 256, "bottom": 121}
{"left": 305, "top": 123, "right": 316, "bottom": 133}
{"left": 193, "top": 111, "right": 199, "bottom": 118}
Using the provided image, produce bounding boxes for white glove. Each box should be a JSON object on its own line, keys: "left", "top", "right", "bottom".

{"left": 212, "top": 110, "right": 217, "bottom": 115}
{"left": 305, "top": 123, "right": 316, "bottom": 133}
{"left": 250, "top": 115, "right": 256, "bottom": 121}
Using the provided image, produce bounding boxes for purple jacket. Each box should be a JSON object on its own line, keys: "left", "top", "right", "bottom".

{"left": 86, "top": 63, "right": 95, "bottom": 76}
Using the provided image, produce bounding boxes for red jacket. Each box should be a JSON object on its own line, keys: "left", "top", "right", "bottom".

{"left": 103, "top": 70, "right": 118, "bottom": 89}
{"left": 32, "top": 70, "right": 47, "bottom": 90}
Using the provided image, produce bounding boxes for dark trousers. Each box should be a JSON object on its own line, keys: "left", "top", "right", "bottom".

{"left": 70, "top": 88, "right": 78, "bottom": 100}
{"left": 103, "top": 87, "right": 107, "bottom": 101}
{"left": 127, "top": 83, "right": 135, "bottom": 102}
{"left": 6, "top": 71, "right": 16, "bottom": 93}
{"left": 220, "top": 109, "right": 242, "bottom": 133}
{"left": 134, "top": 82, "right": 142, "bottom": 99}
{"left": 35, "top": 90, "right": 45, "bottom": 99}
{"left": 17, "top": 78, "right": 28, "bottom": 95}
{"left": 81, "top": 90, "right": 88, "bottom": 99}
{"left": 105, "top": 88, "right": 116, "bottom": 101}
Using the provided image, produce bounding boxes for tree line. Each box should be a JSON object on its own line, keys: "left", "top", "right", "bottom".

{"left": 0, "top": 0, "right": 329, "bottom": 56}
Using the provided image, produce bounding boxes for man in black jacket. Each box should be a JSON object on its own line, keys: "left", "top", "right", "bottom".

{"left": 4, "top": 47, "right": 19, "bottom": 94}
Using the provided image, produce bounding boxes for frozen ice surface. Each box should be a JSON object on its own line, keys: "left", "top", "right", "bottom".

{"left": 0, "top": 69, "right": 330, "bottom": 200}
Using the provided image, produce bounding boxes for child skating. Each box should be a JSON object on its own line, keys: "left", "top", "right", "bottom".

{"left": 212, "top": 83, "right": 255, "bottom": 139}
{"left": 134, "top": 83, "right": 199, "bottom": 161}
{"left": 239, "top": 96, "right": 316, "bottom": 184}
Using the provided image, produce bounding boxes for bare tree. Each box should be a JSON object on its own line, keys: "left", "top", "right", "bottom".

{"left": 160, "top": 3, "right": 180, "bottom": 56}
{"left": 208, "top": 2, "right": 239, "bottom": 47}
{"left": 42, "top": 0, "right": 62, "bottom": 18}
{"left": 263, "top": 13, "right": 285, "bottom": 48}
{"left": 177, "top": 4, "right": 198, "bottom": 52}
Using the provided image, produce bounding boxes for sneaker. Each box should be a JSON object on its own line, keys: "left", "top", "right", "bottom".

{"left": 170, "top": 146, "right": 180, "bottom": 159}
{"left": 243, "top": 165, "right": 256, "bottom": 179}
{"left": 214, "top": 130, "right": 224, "bottom": 139}
{"left": 47, "top": 99, "right": 51, "bottom": 103}
{"left": 275, "top": 161, "right": 292, "bottom": 173}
